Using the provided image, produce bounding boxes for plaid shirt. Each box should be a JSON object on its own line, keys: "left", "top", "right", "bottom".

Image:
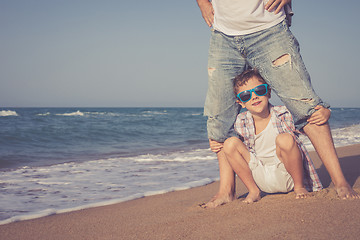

{"left": 234, "top": 105, "right": 323, "bottom": 192}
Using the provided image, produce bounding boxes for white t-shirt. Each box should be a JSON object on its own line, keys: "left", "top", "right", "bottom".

{"left": 254, "top": 118, "right": 278, "bottom": 166}
{"left": 212, "top": 0, "right": 286, "bottom": 36}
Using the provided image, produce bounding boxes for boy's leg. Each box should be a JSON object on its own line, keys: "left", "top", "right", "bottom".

{"left": 203, "top": 149, "right": 236, "bottom": 208}
{"left": 223, "top": 137, "right": 261, "bottom": 203}
{"left": 303, "top": 123, "right": 360, "bottom": 199}
{"left": 276, "top": 133, "right": 309, "bottom": 199}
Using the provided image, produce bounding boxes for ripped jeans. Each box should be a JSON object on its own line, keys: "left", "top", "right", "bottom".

{"left": 204, "top": 20, "right": 329, "bottom": 142}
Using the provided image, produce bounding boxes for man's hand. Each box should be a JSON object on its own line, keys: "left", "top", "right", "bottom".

{"left": 209, "top": 139, "right": 223, "bottom": 153}
{"left": 265, "top": 0, "right": 291, "bottom": 14}
{"left": 196, "top": 0, "right": 214, "bottom": 27}
{"left": 307, "top": 105, "right": 331, "bottom": 126}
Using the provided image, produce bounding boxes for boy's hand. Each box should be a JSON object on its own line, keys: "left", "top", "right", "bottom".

{"left": 307, "top": 105, "right": 331, "bottom": 125}
{"left": 196, "top": 0, "right": 214, "bottom": 27}
{"left": 209, "top": 139, "right": 223, "bottom": 153}
{"left": 265, "top": 0, "right": 291, "bottom": 14}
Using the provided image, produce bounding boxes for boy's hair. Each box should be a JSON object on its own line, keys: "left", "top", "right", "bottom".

{"left": 233, "top": 69, "right": 267, "bottom": 95}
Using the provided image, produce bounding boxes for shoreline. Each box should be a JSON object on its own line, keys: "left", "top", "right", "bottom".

{"left": 0, "top": 178, "right": 216, "bottom": 226}
{"left": 0, "top": 144, "right": 359, "bottom": 239}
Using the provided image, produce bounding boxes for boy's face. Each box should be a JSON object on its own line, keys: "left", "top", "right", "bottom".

{"left": 236, "top": 77, "right": 271, "bottom": 114}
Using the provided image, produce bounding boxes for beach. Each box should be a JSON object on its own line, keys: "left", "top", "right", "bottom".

{"left": 0, "top": 144, "right": 359, "bottom": 240}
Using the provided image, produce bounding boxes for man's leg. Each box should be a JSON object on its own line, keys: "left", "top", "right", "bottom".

{"left": 303, "top": 123, "right": 360, "bottom": 199}
{"left": 204, "top": 30, "right": 247, "bottom": 207}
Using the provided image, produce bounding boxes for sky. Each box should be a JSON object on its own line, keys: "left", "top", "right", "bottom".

{"left": 1, "top": 1, "right": 360, "bottom": 108}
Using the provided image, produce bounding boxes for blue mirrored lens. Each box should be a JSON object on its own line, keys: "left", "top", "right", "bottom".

{"left": 238, "top": 91, "right": 251, "bottom": 102}
{"left": 254, "top": 85, "right": 267, "bottom": 96}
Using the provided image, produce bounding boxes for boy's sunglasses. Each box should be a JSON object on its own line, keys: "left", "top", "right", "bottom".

{"left": 237, "top": 84, "right": 269, "bottom": 103}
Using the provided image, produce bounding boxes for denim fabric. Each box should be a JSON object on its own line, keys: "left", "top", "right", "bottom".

{"left": 204, "top": 20, "right": 329, "bottom": 142}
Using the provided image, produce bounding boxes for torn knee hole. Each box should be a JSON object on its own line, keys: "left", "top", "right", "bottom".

{"left": 272, "top": 54, "right": 291, "bottom": 66}
{"left": 300, "top": 98, "right": 314, "bottom": 103}
{"left": 289, "top": 97, "right": 315, "bottom": 103}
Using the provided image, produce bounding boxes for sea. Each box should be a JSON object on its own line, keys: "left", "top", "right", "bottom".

{"left": 1, "top": 107, "right": 360, "bottom": 225}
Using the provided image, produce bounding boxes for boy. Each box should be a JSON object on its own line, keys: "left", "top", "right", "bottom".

{"left": 220, "top": 69, "right": 329, "bottom": 203}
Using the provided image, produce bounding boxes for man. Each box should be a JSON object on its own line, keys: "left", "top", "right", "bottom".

{"left": 196, "top": 0, "right": 359, "bottom": 207}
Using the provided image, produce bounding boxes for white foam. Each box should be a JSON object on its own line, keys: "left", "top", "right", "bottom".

{"left": 0, "top": 147, "right": 219, "bottom": 225}
{"left": 300, "top": 123, "right": 360, "bottom": 151}
{"left": 0, "top": 194, "right": 145, "bottom": 226}
{"left": 55, "top": 110, "right": 84, "bottom": 116}
{"left": 332, "top": 124, "right": 360, "bottom": 146}
{"left": 0, "top": 209, "right": 57, "bottom": 225}
{"left": 142, "top": 110, "right": 168, "bottom": 115}
{"left": 0, "top": 176, "right": 217, "bottom": 226}
{"left": 0, "top": 110, "right": 18, "bottom": 117}
{"left": 36, "top": 111, "right": 122, "bottom": 117}
{"left": 0, "top": 177, "right": 216, "bottom": 226}
{"left": 36, "top": 112, "right": 51, "bottom": 116}
{"left": 84, "top": 112, "right": 120, "bottom": 117}
{"left": 133, "top": 149, "right": 214, "bottom": 163}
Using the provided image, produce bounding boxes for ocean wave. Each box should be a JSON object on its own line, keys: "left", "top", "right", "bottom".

{"left": 141, "top": 110, "right": 168, "bottom": 115}
{"left": 332, "top": 124, "right": 360, "bottom": 146}
{"left": 84, "top": 112, "right": 120, "bottom": 117}
{"left": 0, "top": 176, "right": 216, "bottom": 226}
{"left": 36, "top": 112, "right": 51, "bottom": 116}
{"left": 0, "top": 110, "right": 18, "bottom": 117}
{"left": 300, "top": 123, "right": 360, "bottom": 151}
{"left": 0, "top": 178, "right": 218, "bottom": 226}
{"left": 37, "top": 111, "right": 122, "bottom": 117}
{"left": 55, "top": 110, "right": 84, "bottom": 116}
{"left": 0, "top": 147, "right": 219, "bottom": 225}
{"left": 133, "top": 148, "right": 215, "bottom": 163}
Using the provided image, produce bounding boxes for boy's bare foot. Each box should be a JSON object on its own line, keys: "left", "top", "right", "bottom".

{"left": 201, "top": 193, "right": 235, "bottom": 208}
{"left": 294, "top": 187, "right": 309, "bottom": 199}
{"left": 336, "top": 184, "right": 360, "bottom": 200}
{"left": 242, "top": 190, "right": 261, "bottom": 203}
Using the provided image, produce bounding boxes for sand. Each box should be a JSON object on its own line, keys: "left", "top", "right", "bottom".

{"left": 0, "top": 144, "right": 359, "bottom": 240}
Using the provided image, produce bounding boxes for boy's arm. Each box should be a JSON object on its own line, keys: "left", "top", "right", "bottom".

{"left": 196, "top": 0, "right": 214, "bottom": 27}
{"left": 307, "top": 105, "right": 331, "bottom": 125}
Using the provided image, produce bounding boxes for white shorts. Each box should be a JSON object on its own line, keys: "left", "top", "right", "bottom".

{"left": 249, "top": 153, "right": 294, "bottom": 193}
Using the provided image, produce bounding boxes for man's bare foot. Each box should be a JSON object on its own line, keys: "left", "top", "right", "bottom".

{"left": 294, "top": 187, "right": 309, "bottom": 199}
{"left": 336, "top": 184, "right": 360, "bottom": 200}
{"left": 201, "top": 193, "right": 235, "bottom": 208}
{"left": 242, "top": 190, "right": 261, "bottom": 203}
